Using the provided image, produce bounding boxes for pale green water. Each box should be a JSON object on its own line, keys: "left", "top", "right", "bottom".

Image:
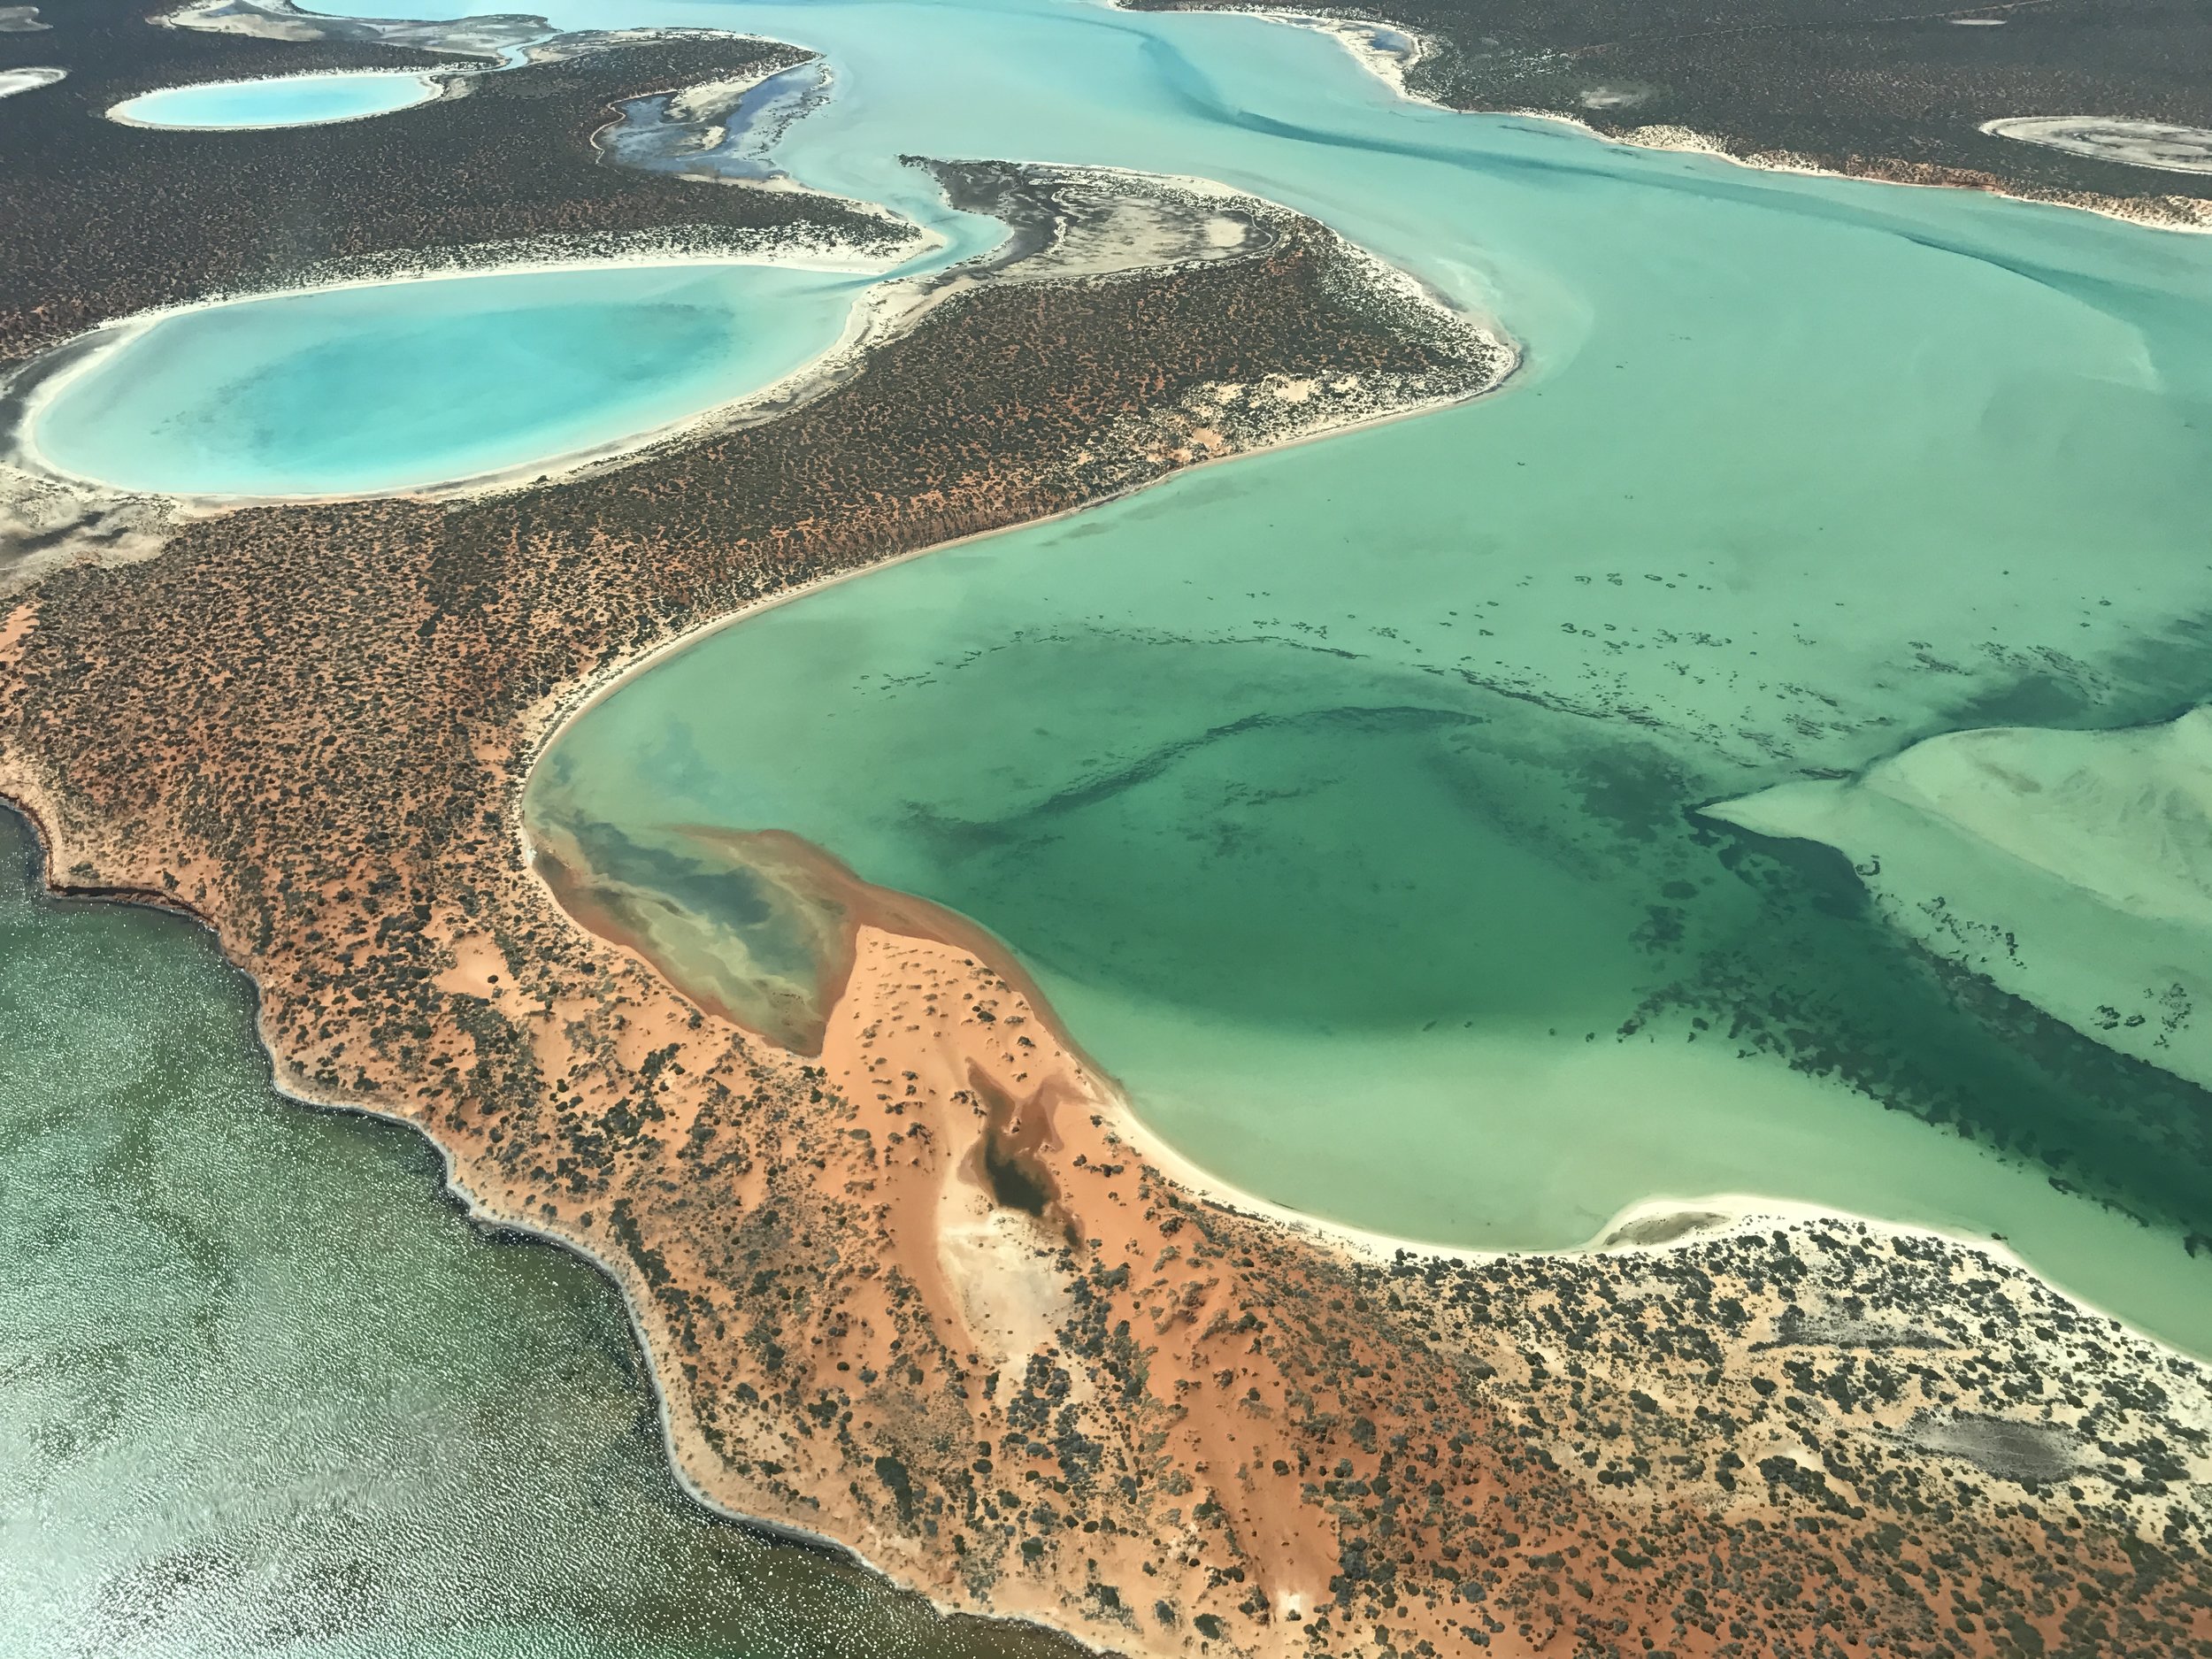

{"left": 495, "top": 0, "right": 2212, "bottom": 1354}
{"left": 0, "top": 805, "right": 1073, "bottom": 1657}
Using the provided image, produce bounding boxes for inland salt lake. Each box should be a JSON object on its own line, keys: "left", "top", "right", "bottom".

{"left": 106, "top": 67, "right": 455, "bottom": 129}
{"left": 12, "top": 0, "right": 2212, "bottom": 1640}
{"left": 25, "top": 262, "right": 872, "bottom": 498}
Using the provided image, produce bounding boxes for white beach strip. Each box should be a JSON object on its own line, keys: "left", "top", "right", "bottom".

{"left": 1102, "top": 0, "right": 2212, "bottom": 233}
{"left": 1104, "top": 0, "right": 1445, "bottom": 108}
{"left": 1499, "top": 106, "right": 2212, "bottom": 234}
{"left": 1094, "top": 1072, "right": 2212, "bottom": 1367}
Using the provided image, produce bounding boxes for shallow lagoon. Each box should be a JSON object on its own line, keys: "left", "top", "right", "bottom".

{"left": 479, "top": 0, "right": 2212, "bottom": 1353}
{"left": 108, "top": 67, "right": 449, "bottom": 128}
{"left": 27, "top": 261, "right": 868, "bottom": 497}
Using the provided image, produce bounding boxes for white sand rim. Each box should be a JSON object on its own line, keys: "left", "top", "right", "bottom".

{"left": 104, "top": 67, "right": 458, "bottom": 130}
{"left": 1107, "top": 1, "right": 1444, "bottom": 108}
{"left": 0, "top": 226, "right": 939, "bottom": 511}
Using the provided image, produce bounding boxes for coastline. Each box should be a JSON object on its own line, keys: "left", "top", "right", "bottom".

{"left": 510, "top": 164, "right": 1517, "bottom": 757}
{"left": 0, "top": 789, "right": 1016, "bottom": 1622}
{"left": 504, "top": 323, "right": 2212, "bottom": 1407}
{"left": 17, "top": 739, "right": 2212, "bottom": 1652}
{"left": 513, "top": 342, "right": 1511, "bottom": 764}
{"left": 1140, "top": 0, "right": 2212, "bottom": 235}
{"left": 1514, "top": 106, "right": 2212, "bottom": 236}
{"left": 0, "top": 19, "right": 942, "bottom": 510}
{"left": 0, "top": 153, "right": 1552, "bottom": 1654}
{"left": 10, "top": 147, "right": 1534, "bottom": 1646}
{"left": 7, "top": 11, "right": 2212, "bottom": 1646}
{"left": 4, "top": 150, "right": 1499, "bottom": 512}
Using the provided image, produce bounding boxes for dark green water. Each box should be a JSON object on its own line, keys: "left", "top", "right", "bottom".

{"left": 0, "top": 806, "right": 1062, "bottom": 1659}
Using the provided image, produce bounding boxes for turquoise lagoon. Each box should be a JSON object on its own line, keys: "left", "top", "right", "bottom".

{"left": 108, "top": 68, "right": 449, "bottom": 128}
{"left": 83, "top": 0, "right": 2212, "bottom": 1356}
{"left": 507, "top": 0, "right": 2212, "bottom": 1352}
{"left": 0, "top": 809, "right": 1070, "bottom": 1658}
{"left": 26, "top": 262, "right": 869, "bottom": 497}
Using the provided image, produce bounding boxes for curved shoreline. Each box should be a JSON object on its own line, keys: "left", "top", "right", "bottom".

{"left": 0, "top": 237, "right": 931, "bottom": 510}
{"left": 1138, "top": 0, "right": 2212, "bottom": 234}
{"left": 14, "top": 716, "right": 2212, "bottom": 1653}
{"left": 3, "top": 29, "right": 939, "bottom": 511}
{"left": 21, "top": 723, "right": 2200, "bottom": 1381}
{"left": 4, "top": 779, "right": 1146, "bottom": 1658}
{"left": 520, "top": 550, "right": 2212, "bottom": 1376}
{"left": 1, "top": 146, "right": 1550, "bottom": 1656}
{"left": 0, "top": 785, "right": 1050, "bottom": 1639}
{"left": 1516, "top": 106, "right": 2212, "bottom": 235}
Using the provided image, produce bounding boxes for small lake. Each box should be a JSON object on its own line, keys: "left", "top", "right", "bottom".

{"left": 108, "top": 67, "right": 450, "bottom": 128}
{"left": 23, "top": 262, "right": 866, "bottom": 498}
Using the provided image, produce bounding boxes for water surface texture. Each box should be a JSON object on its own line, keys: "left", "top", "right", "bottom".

{"left": 27, "top": 261, "right": 867, "bottom": 497}
{"left": 109, "top": 68, "right": 447, "bottom": 127}
{"left": 0, "top": 808, "right": 1073, "bottom": 1659}
{"left": 341, "top": 0, "right": 2209, "bottom": 1354}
